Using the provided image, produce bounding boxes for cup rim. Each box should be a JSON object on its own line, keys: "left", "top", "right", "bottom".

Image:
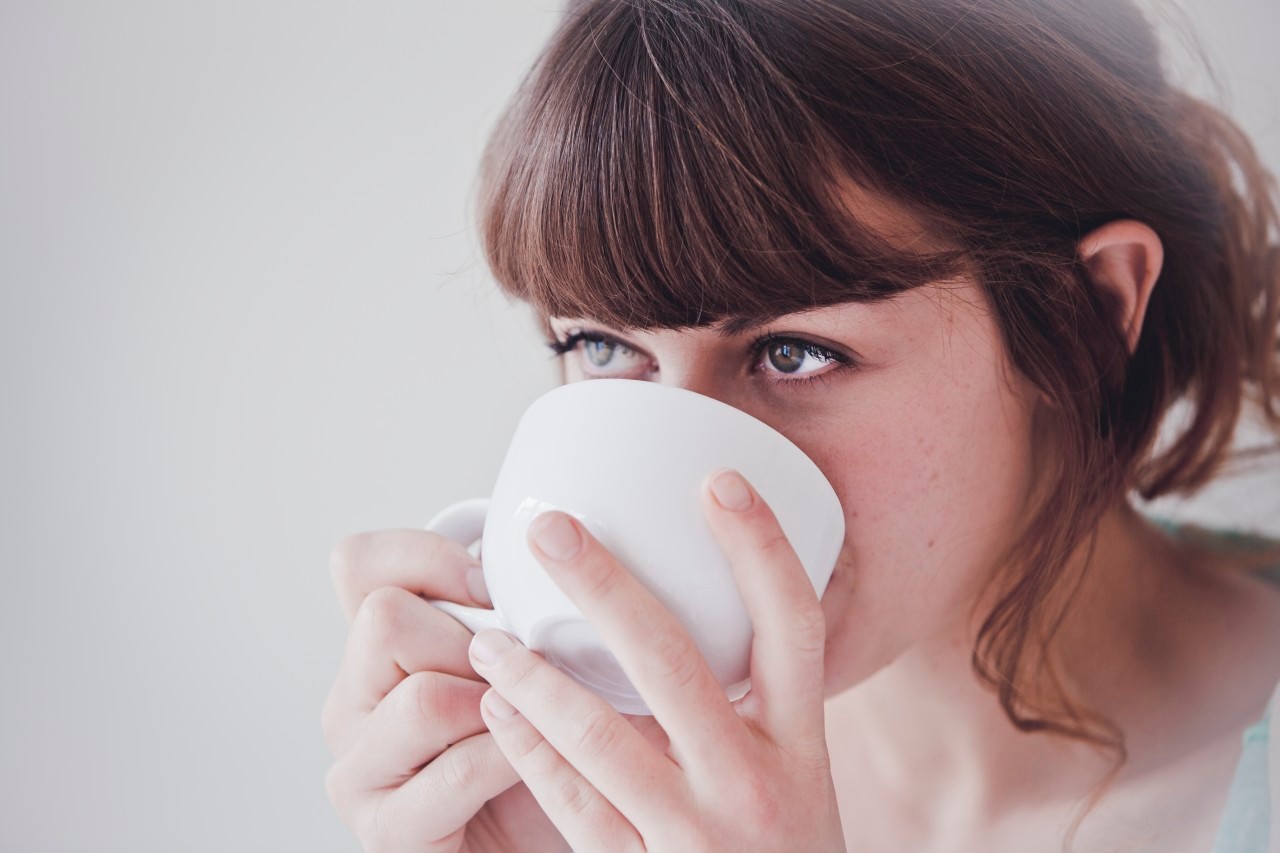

{"left": 526, "top": 377, "right": 838, "bottom": 497}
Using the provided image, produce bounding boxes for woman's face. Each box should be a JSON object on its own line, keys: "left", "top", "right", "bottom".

{"left": 545, "top": 276, "right": 1044, "bottom": 697}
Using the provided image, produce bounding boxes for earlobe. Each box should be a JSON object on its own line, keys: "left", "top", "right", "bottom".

{"left": 1076, "top": 219, "right": 1164, "bottom": 354}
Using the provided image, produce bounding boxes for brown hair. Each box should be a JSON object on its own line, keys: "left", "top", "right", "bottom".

{"left": 474, "top": 0, "right": 1280, "bottom": 845}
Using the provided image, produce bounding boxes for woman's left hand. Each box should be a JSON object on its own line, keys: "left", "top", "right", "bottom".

{"left": 466, "top": 468, "right": 847, "bottom": 852}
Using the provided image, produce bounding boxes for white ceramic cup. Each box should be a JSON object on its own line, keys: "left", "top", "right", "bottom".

{"left": 425, "top": 378, "right": 845, "bottom": 715}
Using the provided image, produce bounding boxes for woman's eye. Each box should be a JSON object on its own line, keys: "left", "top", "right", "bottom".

{"left": 584, "top": 337, "right": 623, "bottom": 368}
{"left": 546, "top": 328, "right": 852, "bottom": 389}
{"left": 546, "top": 331, "right": 648, "bottom": 376}
{"left": 757, "top": 338, "right": 841, "bottom": 378}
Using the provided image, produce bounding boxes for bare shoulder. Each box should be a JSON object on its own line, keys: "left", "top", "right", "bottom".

{"left": 1179, "top": 521, "right": 1280, "bottom": 706}
{"left": 1138, "top": 519, "right": 1280, "bottom": 746}
{"left": 1185, "top": 524, "right": 1280, "bottom": 609}
{"left": 1076, "top": 525, "right": 1280, "bottom": 853}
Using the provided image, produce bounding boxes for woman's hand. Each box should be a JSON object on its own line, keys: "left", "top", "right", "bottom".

{"left": 321, "top": 529, "right": 673, "bottom": 852}
{"left": 468, "top": 468, "right": 847, "bottom": 852}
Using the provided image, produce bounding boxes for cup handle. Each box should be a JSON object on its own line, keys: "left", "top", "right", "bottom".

{"left": 423, "top": 497, "right": 508, "bottom": 635}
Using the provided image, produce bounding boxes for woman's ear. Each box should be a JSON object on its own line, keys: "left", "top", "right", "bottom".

{"left": 1076, "top": 219, "right": 1164, "bottom": 354}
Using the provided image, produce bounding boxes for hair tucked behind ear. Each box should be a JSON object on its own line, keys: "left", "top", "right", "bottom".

{"left": 1132, "top": 88, "right": 1280, "bottom": 495}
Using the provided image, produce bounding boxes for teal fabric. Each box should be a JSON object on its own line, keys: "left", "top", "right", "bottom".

{"left": 1145, "top": 515, "right": 1280, "bottom": 853}
{"left": 1211, "top": 704, "right": 1271, "bottom": 853}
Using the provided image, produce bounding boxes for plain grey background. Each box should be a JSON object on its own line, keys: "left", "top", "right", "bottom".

{"left": 0, "top": 2, "right": 1276, "bottom": 851}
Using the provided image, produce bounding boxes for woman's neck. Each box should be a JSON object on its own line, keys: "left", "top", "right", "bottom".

{"left": 822, "top": 502, "right": 1280, "bottom": 832}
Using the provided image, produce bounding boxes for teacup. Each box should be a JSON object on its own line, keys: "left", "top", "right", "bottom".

{"left": 425, "top": 378, "right": 844, "bottom": 715}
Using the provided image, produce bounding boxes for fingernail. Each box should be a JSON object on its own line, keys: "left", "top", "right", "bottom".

{"left": 709, "top": 468, "right": 753, "bottom": 512}
{"left": 471, "top": 629, "right": 517, "bottom": 666}
{"left": 483, "top": 689, "right": 519, "bottom": 720}
{"left": 466, "top": 564, "right": 492, "bottom": 606}
{"left": 530, "top": 512, "right": 582, "bottom": 562}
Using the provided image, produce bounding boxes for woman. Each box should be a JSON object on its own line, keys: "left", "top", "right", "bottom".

{"left": 321, "top": 1, "right": 1280, "bottom": 850}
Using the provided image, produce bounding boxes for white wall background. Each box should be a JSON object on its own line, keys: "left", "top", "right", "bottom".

{"left": 0, "top": 2, "right": 1275, "bottom": 851}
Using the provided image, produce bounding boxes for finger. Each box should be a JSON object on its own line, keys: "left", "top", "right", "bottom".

{"left": 525, "top": 509, "right": 751, "bottom": 773}
{"left": 334, "top": 671, "right": 490, "bottom": 791}
{"left": 329, "top": 529, "right": 490, "bottom": 624}
{"left": 701, "top": 468, "right": 828, "bottom": 754}
{"left": 333, "top": 732, "right": 521, "bottom": 850}
{"left": 468, "top": 630, "right": 686, "bottom": 828}
{"left": 480, "top": 688, "right": 645, "bottom": 853}
{"left": 622, "top": 713, "right": 672, "bottom": 757}
{"left": 322, "top": 585, "right": 482, "bottom": 756}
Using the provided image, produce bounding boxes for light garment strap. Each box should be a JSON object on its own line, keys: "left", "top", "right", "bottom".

{"left": 1268, "top": 677, "right": 1280, "bottom": 852}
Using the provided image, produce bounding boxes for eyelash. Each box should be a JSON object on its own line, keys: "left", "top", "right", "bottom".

{"left": 544, "top": 329, "right": 855, "bottom": 390}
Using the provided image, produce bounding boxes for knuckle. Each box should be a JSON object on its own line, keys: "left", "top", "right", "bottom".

{"left": 400, "top": 670, "right": 438, "bottom": 720}
{"left": 754, "top": 527, "right": 795, "bottom": 562}
{"left": 329, "top": 532, "right": 372, "bottom": 588}
{"left": 644, "top": 631, "right": 704, "bottom": 692}
{"left": 500, "top": 651, "right": 542, "bottom": 694}
{"left": 578, "top": 559, "right": 625, "bottom": 602}
{"left": 514, "top": 729, "right": 560, "bottom": 770}
{"left": 555, "top": 773, "right": 597, "bottom": 820}
{"left": 574, "top": 707, "right": 625, "bottom": 758}
{"left": 790, "top": 604, "right": 827, "bottom": 654}
{"left": 437, "top": 742, "right": 487, "bottom": 791}
{"left": 406, "top": 670, "right": 459, "bottom": 726}
{"left": 324, "top": 760, "right": 353, "bottom": 811}
{"left": 358, "top": 586, "right": 417, "bottom": 646}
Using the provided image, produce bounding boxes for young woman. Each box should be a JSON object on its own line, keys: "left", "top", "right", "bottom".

{"left": 321, "top": 1, "right": 1280, "bottom": 850}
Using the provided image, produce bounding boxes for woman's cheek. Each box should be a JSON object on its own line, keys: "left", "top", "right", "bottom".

{"left": 824, "top": 404, "right": 1032, "bottom": 631}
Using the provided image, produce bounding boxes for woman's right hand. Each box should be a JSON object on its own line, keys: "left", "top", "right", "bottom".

{"left": 320, "top": 529, "right": 573, "bottom": 852}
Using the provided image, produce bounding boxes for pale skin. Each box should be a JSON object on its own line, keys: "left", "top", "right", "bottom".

{"left": 322, "top": 212, "right": 1280, "bottom": 851}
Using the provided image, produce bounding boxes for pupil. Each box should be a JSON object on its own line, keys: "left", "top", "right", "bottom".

{"left": 768, "top": 342, "right": 803, "bottom": 373}
{"left": 586, "top": 339, "right": 615, "bottom": 367}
